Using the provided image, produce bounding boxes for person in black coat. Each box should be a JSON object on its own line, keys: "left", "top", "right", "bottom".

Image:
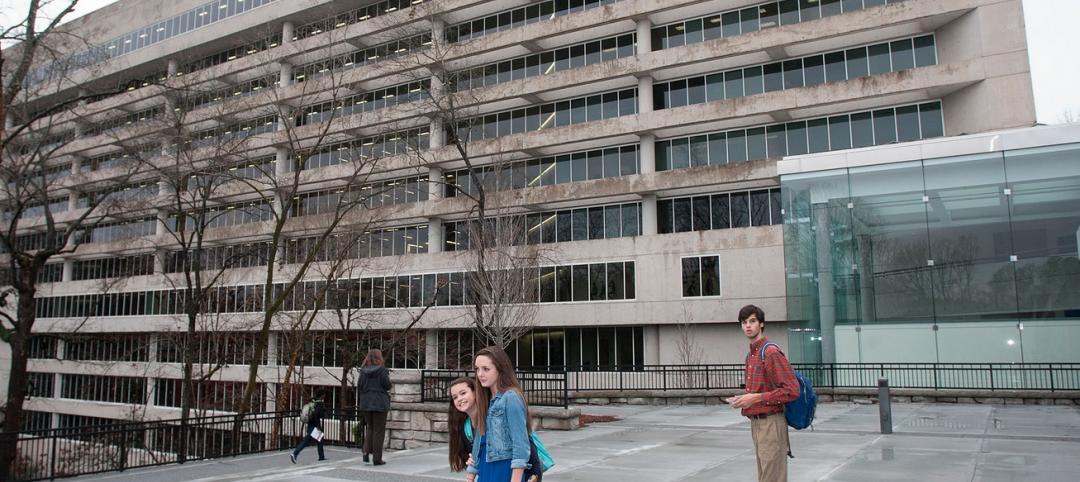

{"left": 358, "top": 348, "right": 392, "bottom": 465}
{"left": 291, "top": 392, "right": 326, "bottom": 463}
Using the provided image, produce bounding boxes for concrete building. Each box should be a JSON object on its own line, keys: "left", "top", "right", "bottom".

{"left": 3, "top": 0, "right": 1037, "bottom": 427}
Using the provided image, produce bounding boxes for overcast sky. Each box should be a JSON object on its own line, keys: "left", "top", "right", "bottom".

{"left": 1, "top": 0, "right": 1078, "bottom": 123}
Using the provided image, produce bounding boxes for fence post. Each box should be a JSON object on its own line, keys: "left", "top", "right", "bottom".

{"left": 562, "top": 371, "right": 569, "bottom": 408}
{"left": 1050, "top": 363, "right": 1056, "bottom": 392}
{"left": 50, "top": 434, "right": 58, "bottom": 480}
{"left": 989, "top": 363, "right": 995, "bottom": 391}
{"left": 878, "top": 378, "right": 892, "bottom": 434}
{"left": 933, "top": 363, "right": 939, "bottom": 390}
{"left": 118, "top": 430, "right": 127, "bottom": 472}
{"left": 662, "top": 365, "right": 667, "bottom": 391}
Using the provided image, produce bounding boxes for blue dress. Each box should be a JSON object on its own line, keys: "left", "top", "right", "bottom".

{"left": 476, "top": 434, "right": 513, "bottom": 482}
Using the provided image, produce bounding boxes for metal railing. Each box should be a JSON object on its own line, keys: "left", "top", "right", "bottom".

{"left": 4, "top": 408, "right": 362, "bottom": 481}
{"left": 425, "top": 363, "right": 1080, "bottom": 404}
{"left": 556, "top": 362, "right": 1080, "bottom": 393}
{"left": 421, "top": 370, "right": 569, "bottom": 408}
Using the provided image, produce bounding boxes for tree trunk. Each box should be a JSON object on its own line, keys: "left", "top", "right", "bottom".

{"left": 0, "top": 285, "right": 37, "bottom": 479}
{"left": 178, "top": 309, "right": 197, "bottom": 463}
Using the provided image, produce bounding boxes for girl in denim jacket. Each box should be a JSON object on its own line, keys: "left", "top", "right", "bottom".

{"left": 466, "top": 346, "right": 532, "bottom": 482}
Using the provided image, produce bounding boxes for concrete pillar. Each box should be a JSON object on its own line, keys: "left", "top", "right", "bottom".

{"left": 156, "top": 209, "right": 169, "bottom": 236}
{"left": 278, "top": 62, "right": 293, "bottom": 88}
{"left": 146, "top": 334, "right": 159, "bottom": 406}
{"left": 427, "top": 218, "right": 443, "bottom": 254}
{"left": 431, "top": 18, "right": 445, "bottom": 49}
{"left": 636, "top": 18, "right": 652, "bottom": 55}
{"left": 641, "top": 194, "right": 657, "bottom": 236}
{"left": 282, "top": 21, "right": 295, "bottom": 43}
{"left": 274, "top": 146, "right": 290, "bottom": 176}
{"left": 639, "top": 193, "right": 656, "bottom": 235}
{"left": 427, "top": 165, "right": 442, "bottom": 199}
{"left": 637, "top": 75, "right": 654, "bottom": 115}
{"left": 814, "top": 203, "right": 836, "bottom": 364}
{"left": 154, "top": 250, "right": 166, "bottom": 274}
{"left": 424, "top": 329, "right": 439, "bottom": 369}
{"left": 67, "top": 191, "right": 79, "bottom": 211}
{"left": 70, "top": 156, "right": 81, "bottom": 174}
{"left": 638, "top": 133, "right": 655, "bottom": 174}
{"left": 644, "top": 325, "right": 660, "bottom": 365}
{"left": 167, "top": 59, "right": 179, "bottom": 77}
{"left": 4, "top": 113, "right": 13, "bottom": 130}
{"left": 62, "top": 260, "right": 73, "bottom": 282}
{"left": 429, "top": 118, "right": 445, "bottom": 149}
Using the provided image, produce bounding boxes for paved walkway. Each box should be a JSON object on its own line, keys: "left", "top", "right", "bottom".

{"left": 80, "top": 402, "right": 1080, "bottom": 481}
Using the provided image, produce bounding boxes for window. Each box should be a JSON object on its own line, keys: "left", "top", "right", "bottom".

{"left": 682, "top": 255, "right": 721, "bottom": 297}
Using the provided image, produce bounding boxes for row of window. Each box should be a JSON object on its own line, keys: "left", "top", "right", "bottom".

{"left": 444, "top": 145, "right": 639, "bottom": 198}
{"left": 180, "top": 34, "right": 281, "bottom": 76}
{"left": 181, "top": 74, "right": 280, "bottom": 112}
{"left": 80, "top": 218, "right": 157, "bottom": 244}
{"left": 651, "top": 0, "right": 896, "bottom": 51}
{"left": 154, "top": 380, "right": 265, "bottom": 412}
{"left": 28, "top": 372, "right": 54, "bottom": 398}
{"left": 437, "top": 326, "right": 646, "bottom": 370}
{"left": 293, "top": 0, "right": 427, "bottom": 40}
{"left": 167, "top": 199, "right": 274, "bottom": 232}
{"left": 157, "top": 332, "right": 265, "bottom": 365}
{"left": 443, "top": 202, "right": 641, "bottom": 251}
{"left": 282, "top": 224, "right": 430, "bottom": 263}
{"left": 289, "top": 174, "right": 430, "bottom": 216}
{"left": 295, "top": 80, "right": 429, "bottom": 127}
{"left": 189, "top": 115, "right": 278, "bottom": 149}
{"left": 658, "top": 189, "right": 783, "bottom": 234}
{"left": 278, "top": 330, "right": 426, "bottom": 369}
{"left": 73, "top": 254, "right": 155, "bottom": 281}
{"left": 35, "top": 261, "right": 636, "bottom": 318}
{"left": 454, "top": 88, "right": 638, "bottom": 142}
{"left": 292, "top": 127, "right": 429, "bottom": 171}
{"left": 187, "top": 156, "right": 276, "bottom": 189}
{"left": 682, "top": 255, "right": 721, "bottom": 297}
{"left": 293, "top": 33, "right": 432, "bottom": 83}
{"left": 81, "top": 106, "right": 164, "bottom": 138}
{"left": 27, "top": 0, "right": 278, "bottom": 84}
{"left": 657, "top": 101, "right": 944, "bottom": 171}
{"left": 60, "top": 374, "right": 147, "bottom": 405}
{"left": 654, "top": 35, "right": 936, "bottom": 110}
{"left": 164, "top": 242, "right": 273, "bottom": 273}
{"left": 445, "top": 0, "right": 620, "bottom": 44}
{"left": 450, "top": 33, "right": 636, "bottom": 92}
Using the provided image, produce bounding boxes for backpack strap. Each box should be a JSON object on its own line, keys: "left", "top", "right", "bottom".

{"left": 759, "top": 342, "right": 781, "bottom": 361}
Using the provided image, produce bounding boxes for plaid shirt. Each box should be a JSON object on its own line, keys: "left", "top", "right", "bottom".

{"left": 742, "top": 337, "right": 800, "bottom": 417}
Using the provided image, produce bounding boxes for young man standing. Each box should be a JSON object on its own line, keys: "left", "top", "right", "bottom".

{"left": 727, "top": 305, "right": 800, "bottom": 482}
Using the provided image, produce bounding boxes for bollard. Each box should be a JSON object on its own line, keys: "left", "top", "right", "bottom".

{"left": 878, "top": 378, "right": 892, "bottom": 434}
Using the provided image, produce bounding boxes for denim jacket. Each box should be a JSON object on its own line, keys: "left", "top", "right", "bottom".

{"left": 467, "top": 389, "right": 531, "bottom": 474}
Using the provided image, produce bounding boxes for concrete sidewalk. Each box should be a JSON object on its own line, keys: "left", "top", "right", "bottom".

{"left": 79, "top": 402, "right": 1080, "bottom": 481}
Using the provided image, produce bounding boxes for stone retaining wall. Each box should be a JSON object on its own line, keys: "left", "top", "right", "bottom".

{"left": 382, "top": 371, "right": 581, "bottom": 451}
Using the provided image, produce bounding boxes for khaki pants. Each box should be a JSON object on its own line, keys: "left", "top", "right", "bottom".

{"left": 750, "top": 412, "right": 788, "bottom": 482}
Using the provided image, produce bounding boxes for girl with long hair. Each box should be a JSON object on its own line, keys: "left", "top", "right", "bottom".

{"left": 447, "top": 377, "right": 489, "bottom": 472}
{"left": 358, "top": 348, "right": 392, "bottom": 465}
{"left": 466, "top": 346, "right": 533, "bottom": 482}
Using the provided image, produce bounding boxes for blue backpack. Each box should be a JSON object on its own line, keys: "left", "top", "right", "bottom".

{"left": 754, "top": 342, "right": 817, "bottom": 431}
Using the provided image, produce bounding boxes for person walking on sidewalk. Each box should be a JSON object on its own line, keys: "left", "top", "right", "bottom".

{"left": 290, "top": 392, "right": 326, "bottom": 464}
{"left": 359, "top": 348, "right": 392, "bottom": 466}
{"left": 727, "top": 304, "right": 800, "bottom": 482}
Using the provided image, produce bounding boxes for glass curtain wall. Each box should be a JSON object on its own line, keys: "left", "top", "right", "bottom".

{"left": 782, "top": 142, "right": 1080, "bottom": 363}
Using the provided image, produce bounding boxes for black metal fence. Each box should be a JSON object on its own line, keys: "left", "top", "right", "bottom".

{"left": 422, "top": 363, "right": 1080, "bottom": 406}
{"left": 4, "top": 408, "right": 363, "bottom": 481}
{"left": 420, "top": 370, "right": 569, "bottom": 408}
{"left": 561, "top": 362, "right": 1080, "bottom": 393}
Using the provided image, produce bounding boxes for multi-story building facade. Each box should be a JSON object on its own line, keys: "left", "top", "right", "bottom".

{"left": 3, "top": 0, "right": 1036, "bottom": 427}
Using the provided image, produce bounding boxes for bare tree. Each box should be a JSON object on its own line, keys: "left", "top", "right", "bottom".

{"left": 383, "top": 9, "right": 555, "bottom": 348}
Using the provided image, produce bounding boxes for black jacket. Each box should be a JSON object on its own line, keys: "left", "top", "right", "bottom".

{"left": 358, "top": 365, "right": 392, "bottom": 412}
